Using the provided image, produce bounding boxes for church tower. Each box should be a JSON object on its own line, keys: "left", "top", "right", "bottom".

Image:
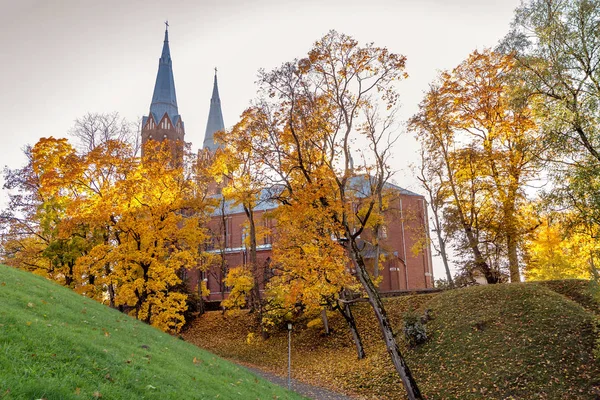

{"left": 141, "top": 23, "right": 185, "bottom": 158}
{"left": 202, "top": 70, "right": 225, "bottom": 152}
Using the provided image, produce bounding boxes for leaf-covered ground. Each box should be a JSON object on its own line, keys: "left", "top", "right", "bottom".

{"left": 0, "top": 265, "right": 305, "bottom": 400}
{"left": 183, "top": 283, "right": 600, "bottom": 399}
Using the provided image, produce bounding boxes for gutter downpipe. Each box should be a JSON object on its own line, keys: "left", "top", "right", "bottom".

{"left": 423, "top": 198, "right": 434, "bottom": 288}
{"left": 400, "top": 197, "right": 409, "bottom": 290}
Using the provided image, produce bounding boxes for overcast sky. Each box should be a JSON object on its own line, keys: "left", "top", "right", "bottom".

{"left": 1, "top": 0, "right": 521, "bottom": 278}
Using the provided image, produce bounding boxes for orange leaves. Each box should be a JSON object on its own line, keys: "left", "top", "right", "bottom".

{"left": 14, "top": 135, "right": 215, "bottom": 334}
{"left": 410, "top": 48, "right": 542, "bottom": 280}
{"left": 31, "top": 137, "right": 80, "bottom": 198}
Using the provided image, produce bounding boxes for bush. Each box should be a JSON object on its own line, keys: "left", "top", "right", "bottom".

{"left": 402, "top": 312, "right": 427, "bottom": 348}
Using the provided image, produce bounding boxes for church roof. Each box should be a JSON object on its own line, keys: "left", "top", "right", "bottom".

{"left": 203, "top": 71, "right": 225, "bottom": 151}
{"left": 149, "top": 26, "right": 179, "bottom": 122}
{"left": 347, "top": 175, "right": 423, "bottom": 197}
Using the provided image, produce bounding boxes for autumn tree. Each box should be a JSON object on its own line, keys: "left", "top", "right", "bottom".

{"left": 524, "top": 212, "right": 600, "bottom": 281}
{"left": 410, "top": 50, "right": 542, "bottom": 283}
{"left": 212, "top": 105, "right": 367, "bottom": 355}
{"left": 2, "top": 129, "right": 213, "bottom": 333}
{"left": 1, "top": 113, "right": 140, "bottom": 286}
{"left": 0, "top": 144, "right": 73, "bottom": 279}
{"left": 72, "top": 141, "right": 212, "bottom": 332}
{"left": 228, "top": 31, "right": 421, "bottom": 398}
{"left": 211, "top": 114, "right": 272, "bottom": 330}
{"left": 502, "top": 0, "right": 600, "bottom": 274}
{"left": 415, "top": 146, "right": 454, "bottom": 287}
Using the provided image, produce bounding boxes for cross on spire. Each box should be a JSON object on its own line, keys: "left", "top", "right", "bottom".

{"left": 214, "top": 67, "right": 218, "bottom": 76}
{"left": 165, "top": 20, "right": 169, "bottom": 30}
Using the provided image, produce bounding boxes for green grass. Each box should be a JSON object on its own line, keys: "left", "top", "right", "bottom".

{"left": 533, "top": 279, "right": 600, "bottom": 315}
{"left": 0, "top": 264, "right": 305, "bottom": 400}
{"left": 184, "top": 283, "right": 600, "bottom": 399}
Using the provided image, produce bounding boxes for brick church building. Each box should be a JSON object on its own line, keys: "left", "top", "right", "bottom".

{"left": 140, "top": 26, "right": 434, "bottom": 304}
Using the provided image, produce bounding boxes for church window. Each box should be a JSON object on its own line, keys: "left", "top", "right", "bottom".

{"left": 263, "top": 217, "right": 273, "bottom": 245}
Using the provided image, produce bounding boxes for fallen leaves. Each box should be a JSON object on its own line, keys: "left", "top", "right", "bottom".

{"left": 184, "top": 283, "right": 600, "bottom": 399}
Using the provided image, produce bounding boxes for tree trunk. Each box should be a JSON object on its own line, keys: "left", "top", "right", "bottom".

{"left": 438, "top": 235, "right": 453, "bottom": 287}
{"left": 244, "top": 204, "right": 266, "bottom": 338}
{"left": 321, "top": 308, "right": 330, "bottom": 335}
{"left": 589, "top": 251, "right": 599, "bottom": 282}
{"left": 507, "top": 233, "right": 520, "bottom": 282}
{"left": 432, "top": 206, "right": 453, "bottom": 287}
{"left": 463, "top": 225, "right": 498, "bottom": 284}
{"left": 105, "top": 262, "right": 116, "bottom": 308}
{"left": 349, "top": 239, "right": 423, "bottom": 399}
{"left": 337, "top": 291, "right": 366, "bottom": 359}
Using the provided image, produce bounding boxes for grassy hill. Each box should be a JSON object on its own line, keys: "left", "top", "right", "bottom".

{"left": 184, "top": 282, "right": 600, "bottom": 399}
{"left": 0, "top": 264, "right": 304, "bottom": 400}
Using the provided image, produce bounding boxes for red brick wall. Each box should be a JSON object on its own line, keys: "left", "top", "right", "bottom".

{"left": 189, "top": 192, "right": 433, "bottom": 302}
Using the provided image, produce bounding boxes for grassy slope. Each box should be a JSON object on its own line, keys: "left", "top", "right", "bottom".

{"left": 184, "top": 283, "right": 600, "bottom": 400}
{"left": 0, "top": 265, "right": 305, "bottom": 400}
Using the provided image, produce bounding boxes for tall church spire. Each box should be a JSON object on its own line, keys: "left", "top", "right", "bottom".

{"left": 203, "top": 68, "right": 225, "bottom": 151}
{"left": 141, "top": 23, "right": 185, "bottom": 159}
{"left": 149, "top": 22, "right": 179, "bottom": 121}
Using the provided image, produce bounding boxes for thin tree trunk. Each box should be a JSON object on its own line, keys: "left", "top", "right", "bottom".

{"left": 438, "top": 234, "right": 453, "bottom": 287}
{"left": 244, "top": 204, "right": 266, "bottom": 338}
{"left": 244, "top": 205, "right": 261, "bottom": 310}
{"left": 442, "top": 148, "right": 496, "bottom": 284}
{"left": 349, "top": 239, "right": 423, "bottom": 399}
{"left": 589, "top": 250, "right": 599, "bottom": 282}
{"left": 321, "top": 308, "right": 330, "bottom": 335}
{"left": 337, "top": 291, "right": 366, "bottom": 359}
{"left": 431, "top": 206, "right": 453, "bottom": 287}
{"left": 418, "top": 160, "right": 454, "bottom": 288}
{"left": 105, "top": 262, "right": 116, "bottom": 308}
{"left": 507, "top": 233, "right": 520, "bottom": 282}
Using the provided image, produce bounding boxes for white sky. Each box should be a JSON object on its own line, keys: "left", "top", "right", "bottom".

{"left": 1, "top": 0, "right": 521, "bottom": 279}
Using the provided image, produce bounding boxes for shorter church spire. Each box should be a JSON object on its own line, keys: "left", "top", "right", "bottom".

{"left": 203, "top": 69, "right": 225, "bottom": 151}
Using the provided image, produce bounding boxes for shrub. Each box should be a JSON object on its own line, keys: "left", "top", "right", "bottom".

{"left": 403, "top": 312, "right": 427, "bottom": 348}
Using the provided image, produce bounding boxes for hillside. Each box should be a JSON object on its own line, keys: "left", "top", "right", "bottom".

{"left": 183, "top": 283, "right": 600, "bottom": 399}
{"left": 0, "top": 265, "right": 304, "bottom": 400}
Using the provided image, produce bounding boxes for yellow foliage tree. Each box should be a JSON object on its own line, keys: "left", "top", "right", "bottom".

{"left": 525, "top": 216, "right": 599, "bottom": 281}
{"left": 222, "top": 266, "right": 255, "bottom": 309}
{"left": 222, "top": 30, "right": 421, "bottom": 397}
{"left": 410, "top": 49, "right": 542, "bottom": 283}
{"left": 4, "top": 133, "right": 214, "bottom": 333}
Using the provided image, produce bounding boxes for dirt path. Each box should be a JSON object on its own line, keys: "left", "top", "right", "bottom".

{"left": 240, "top": 364, "right": 356, "bottom": 400}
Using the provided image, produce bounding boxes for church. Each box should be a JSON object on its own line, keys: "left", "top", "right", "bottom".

{"left": 140, "top": 25, "right": 435, "bottom": 304}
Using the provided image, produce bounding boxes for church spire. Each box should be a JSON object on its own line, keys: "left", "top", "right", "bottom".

{"left": 203, "top": 68, "right": 225, "bottom": 151}
{"left": 141, "top": 23, "right": 184, "bottom": 159}
{"left": 149, "top": 21, "right": 179, "bottom": 121}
